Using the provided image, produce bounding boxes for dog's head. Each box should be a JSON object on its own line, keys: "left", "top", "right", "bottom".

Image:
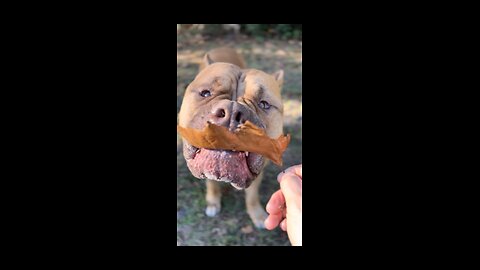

{"left": 178, "top": 60, "right": 284, "bottom": 189}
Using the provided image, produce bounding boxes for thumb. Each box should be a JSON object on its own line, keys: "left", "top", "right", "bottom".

{"left": 279, "top": 172, "right": 302, "bottom": 246}
{"left": 279, "top": 172, "right": 302, "bottom": 212}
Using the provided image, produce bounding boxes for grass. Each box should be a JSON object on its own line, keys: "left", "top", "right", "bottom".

{"left": 177, "top": 32, "right": 302, "bottom": 246}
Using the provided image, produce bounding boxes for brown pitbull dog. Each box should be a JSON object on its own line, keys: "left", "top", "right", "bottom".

{"left": 178, "top": 47, "right": 284, "bottom": 228}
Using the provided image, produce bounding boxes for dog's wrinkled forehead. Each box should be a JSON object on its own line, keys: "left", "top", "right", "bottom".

{"left": 190, "top": 63, "right": 243, "bottom": 94}
{"left": 243, "top": 69, "right": 281, "bottom": 99}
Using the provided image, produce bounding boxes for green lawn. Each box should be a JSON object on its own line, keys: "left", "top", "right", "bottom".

{"left": 177, "top": 32, "right": 302, "bottom": 246}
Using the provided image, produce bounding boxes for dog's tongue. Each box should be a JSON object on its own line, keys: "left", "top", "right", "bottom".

{"left": 187, "top": 149, "right": 252, "bottom": 189}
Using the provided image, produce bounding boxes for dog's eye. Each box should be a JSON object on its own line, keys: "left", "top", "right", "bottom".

{"left": 200, "top": 89, "right": 211, "bottom": 97}
{"left": 259, "top": 100, "right": 271, "bottom": 110}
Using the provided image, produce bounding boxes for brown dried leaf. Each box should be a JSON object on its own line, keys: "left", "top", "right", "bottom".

{"left": 177, "top": 121, "right": 290, "bottom": 166}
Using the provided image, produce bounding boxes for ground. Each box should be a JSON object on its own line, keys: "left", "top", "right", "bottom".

{"left": 177, "top": 32, "right": 302, "bottom": 246}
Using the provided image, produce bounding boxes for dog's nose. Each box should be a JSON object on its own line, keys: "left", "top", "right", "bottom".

{"left": 233, "top": 110, "right": 246, "bottom": 125}
{"left": 213, "top": 108, "right": 226, "bottom": 118}
{"left": 209, "top": 101, "right": 250, "bottom": 131}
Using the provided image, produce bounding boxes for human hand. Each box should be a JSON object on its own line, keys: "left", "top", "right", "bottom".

{"left": 264, "top": 164, "right": 302, "bottom": 246}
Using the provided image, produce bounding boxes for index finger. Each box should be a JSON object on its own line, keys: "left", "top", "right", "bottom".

{"left": 266, "top": 190, "right": 286, "bottom": 215}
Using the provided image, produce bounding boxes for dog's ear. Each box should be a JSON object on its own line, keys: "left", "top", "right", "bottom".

{"left": 203, "top": 53, "right": 215, "bottom": 66}
{"left": 272, "top": 70, "right": 284, "bottom": 90}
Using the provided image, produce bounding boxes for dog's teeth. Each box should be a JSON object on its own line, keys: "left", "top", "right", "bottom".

{"left": 196, "top": 149, "right": 201, "bottom": 154}
{"left": 246, "top": 152, "right": 249, "bottom": 157}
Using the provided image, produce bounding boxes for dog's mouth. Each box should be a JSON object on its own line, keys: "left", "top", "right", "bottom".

{"left": 183, "top": 141, "right": 265, "bottom": 190}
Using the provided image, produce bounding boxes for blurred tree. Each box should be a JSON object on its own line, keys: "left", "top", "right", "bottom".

{"left": 241, "top": 24, "right": 302, "bottom": 40}
{"left": 177, "top": 24, "right": 302, "bottom": 40}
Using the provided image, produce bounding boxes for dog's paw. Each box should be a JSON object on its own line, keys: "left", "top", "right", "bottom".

{"left": 248, "top": 207, "right": 268, "bottom": 229}
{"left": 205, "top": 203, "right": 221, "bottom": 217}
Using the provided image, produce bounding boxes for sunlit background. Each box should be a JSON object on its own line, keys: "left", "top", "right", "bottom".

{"left": 177, "top": 24, "right": 302, "bottom": 246}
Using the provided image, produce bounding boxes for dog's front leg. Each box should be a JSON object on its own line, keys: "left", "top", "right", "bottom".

{"left": 206, "top": 180, "right": 222, "bottom": 217}
{"left": 245, "top": 171, "right": 268, "bottom": 229}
